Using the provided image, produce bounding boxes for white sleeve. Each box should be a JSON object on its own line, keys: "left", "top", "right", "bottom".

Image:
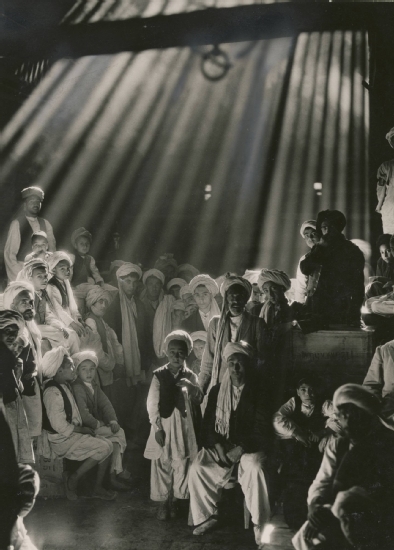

{"left": 44, "top": 302, "right": 65, "bottom": 331}
{"left": 294, "top": 257, "right": 307, "bottom": 303}
{"left": 89, "top": 256, "right": 104, "bottom": 284}
{"left": 307, "top": 436, "right": 343, "bottom": 506}
{"left": 44, "top": 220, "right": 56, "bottom": 252}
{"left": 4, "top": 220, "right": 24, "bottom": 282}
{"left": 43, "top": 387, "right": 74, "bottom": 437}
{"left": 147, "top": 375, "right": 162, "bottom": 429}
{"left": 273, "top": 397, "right": 299, "bottom": 438}
{"left": 46, "top": 285, "right": 75, "bottom": 327}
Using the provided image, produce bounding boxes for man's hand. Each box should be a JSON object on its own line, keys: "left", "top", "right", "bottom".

{"left": 214, "top": 443, "right": 232, "bottom": 466}
{"left": 304, "top": 521, "right": 320, "bottom": 543}
{"left": 308, "top": 431, "right": 320, "bottom": 444}
{"left": 155, "top": 429, "right": 165, "bottom": 447}
{"left": 226, "top": 445, "right": 244, "bottom": 464}
{"left": 110, "top": 421, "right": 120, "bottom": 434}
{"left": 70, "top": 321, "right": 85, "bottom": 337}
{"left": 74, "top": 426, "right": 96, "bottom": 436}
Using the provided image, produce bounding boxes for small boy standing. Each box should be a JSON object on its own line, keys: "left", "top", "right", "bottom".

{"left": 144, "top": 330, "right": 202, "bottom": 521}
{"left": 72, "top": 351, "right": 132, "bottom": 491}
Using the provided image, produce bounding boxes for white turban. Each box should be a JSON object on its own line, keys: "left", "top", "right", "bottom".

{"left": 86, "top": 286, "right": 115, "bottom": 310}
{"left": 72, "top": 351, "right": 99, "bottom": 369}
{"left": 3, "top": 281, "right": 35, "bottom": 310}
{"left": 191, "top": 330, "right": 207, "bottom": 343}
{"left": 163, "top": 330, "right": 193, "bottom": 356}
{"left": 223, "top": 341, "right": 254, "bottom": 363}
{"left": 142, "top": 269, "right": 165, "bottom": 286}
{"left": 242, "top": 270, "right": 261, "bottom": 285}
{"left": 220, "top": 274, "right": 252, "bottom": 298}
{"left": 42, "top": 346, "right": 69, "bottom": 379}
{"left": 116, "top": 263, "right": 142, "bottom": 280}
{"left": 21, "top": 187, "right": 44, "bottom": 201}
{"left": 189, "top": 274, "right": 219, "bottom": 296}
{"left": 257, "top": 268, "right": 291, "bottom": 291}
{"left": 47, "top": 251, "right": 73, "bottom": 274}
{"left": 177, "top": 264, "right": 199, "bottom": 279}
{"left": 17, "top": 258, "right": 48, "bottom": 282}
{"left": 333, "top": 384, "right": 380, "bottom": 416}
{"left": 386, "top": 127, "right": 394, "bottom": 149}
{"left": 71, "top": 227, "right": 92, "bottom": 249}
{"left": 167, "top": 278, "right": 187, "bottom": 291}
{"left": 300, "top": 220, "right": 317, "bottom": 237}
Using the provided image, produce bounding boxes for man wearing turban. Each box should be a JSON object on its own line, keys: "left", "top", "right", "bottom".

{"left": 295, "top": 221, "right": 320, "bottom": 304}
{"left": 257, "top": 269, "right": 292, "bottom": 328}
{"left": 189, "top": 341, "right": 272, "bottom": 546}
{"left": 293, "top": 384, "right": 394, "bottom": 550}
{"left": 4, "top": 187, "right": 56, "bottom": 282}
{"left": 296, "top": 210, "right": 365, "bottom": 328}
{"left": 182, "top": 274, "right": 220, "bottom": 334}
{"left": 376, "top": 127, "right": 394, "bottom": 234}
{"left": 198, "top": 274, "right": 263, "bottom": 395}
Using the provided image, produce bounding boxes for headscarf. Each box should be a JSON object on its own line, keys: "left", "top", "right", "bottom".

{"left": 257, "top": 268, "right": 291, "bottom": 291}
{"left": 300, "top": 219, "right": 317, "bottom": 237}
{"left": 3, "top": 282, "right": 35, "bottom": 310}
{"left": 71, "top": 227, "right": 92, "bottom": 249}
{"left": 167, "top": 278, "right": 187, "bottom": 291}
{"left": 220, "top": 273, "right": 252, "bottom": 299}
{"left": 41, "top": 346, "right": 69, "bottom": 379}
{"left": 333, "top": 384, "right": 380, "bottom": 417}
{"left": 155, "top": 253, "right": 177, "bottom": 272}
{"left": 0, "top": 310, "right": 25, "bottom": 334}
{"left": 242, "top": 270, "right": 260, "bottom": 285}
{"left": 86, "top": 286, "right": 114, "bottom": 310}
{"left": 163, "top": 330, "right": 193, "bottom": 356}
{"left": 177, "top": 264, "right": 199, "bottom": 279}
{"left": 316, "top": 209, "right": 347, "bottom": 233}
{"left": 189, "top": 274, "right": 219, "bottom": 297}
{"left": 72, "top": 351, "right": 99, "bottom": 369}
{"left": 16, "top": 258, "right": 48, "bottom": 282}
{"left": 153, "top": 295, "right": 175, "bottom": 358}
{"left": 47, "top": 251, "right": 73, "bottom": 274}
{"left": 191, "top": 330, "right": 207, "bottom": 343}
{"left": 116, "top": 263, "right": 142, "bottom": 280}
{"left": 21, "top": 187, "right": 44, "bottom": 201}
{"left": 222, "top": 341, "right": 254, "bottom": 363}
{"left": 171, "top": 299, "right": 186, "bottom": 312}
{"left": 142, "top": 269, "right": 165, "bottom": 286}
{"left": 386, "top": 126, "right": 394, "bottom": 149}
{"left": 116, "top": 266, "right": 141, "bottom": 383}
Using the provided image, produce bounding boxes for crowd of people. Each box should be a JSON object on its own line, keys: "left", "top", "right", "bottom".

{"left": 2, "top": 185, "right": 394, "bottom": 550}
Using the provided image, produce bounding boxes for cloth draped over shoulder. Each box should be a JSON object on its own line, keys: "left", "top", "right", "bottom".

{"left": 41, "top": 346, "right": 68, "bottom": 379}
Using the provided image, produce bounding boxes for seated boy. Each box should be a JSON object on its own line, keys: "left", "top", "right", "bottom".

{"left": 144, "top": 330, "right": 202, "bottom": 521}
{"left": 17, "top": 258, "right": 79, "bottom": 355}
{"left": 273, "top": 376, "right": 341, "bottom": 530}
{"left": 42, "top": 346, "right": 116, "bottom": 500}
{"left": 25, "top": 231, "right": 52, "bottom": 263}
{"left": 72, "top": 351, "right": 132, "bottom": 491}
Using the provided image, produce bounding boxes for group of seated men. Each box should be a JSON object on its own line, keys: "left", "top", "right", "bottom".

{"left": 2, "top": 185, "right": 394, "bottom": 550}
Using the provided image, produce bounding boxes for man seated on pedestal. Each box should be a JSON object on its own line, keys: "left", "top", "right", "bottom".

{"left": 189, "top": 341, "right": 273, "bottom": 549}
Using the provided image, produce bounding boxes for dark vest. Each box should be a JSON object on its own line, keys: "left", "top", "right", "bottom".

{"left": 72, "top": 254, "right": 93, "bottom": 287}
{"left": 42, "top": 380, "right": 73, "bottom": 434}
{"left": 48, "top": 277, "right": 69, "bottom": 308}
{"left": 16, "top": 214, "right": 46, "bottom": 261}
{"left": 154, "top": 365, "right": 195, "bottom": 419}
{"left": 292, "top": 396, "right": 326, "bottom": 433}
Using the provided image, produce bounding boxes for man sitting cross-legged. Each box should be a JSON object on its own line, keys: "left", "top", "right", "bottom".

{"left": 189, "top": 341, "right": 273, "bottom": 549}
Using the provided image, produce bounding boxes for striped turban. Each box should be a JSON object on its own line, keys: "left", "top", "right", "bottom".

{"left": 220, "top": 274, "right": 252, "bottom": 299}
{"left": 258, "top": 269, "right": 291, "bottom": 291}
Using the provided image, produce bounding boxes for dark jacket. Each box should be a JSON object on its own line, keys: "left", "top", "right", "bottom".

{"left": 72, "top": 376, "right": 117, "bottom": 430}
{"left": 376, "top": 258, "right": 394, "bottom": 280}
{"left": 181, "top": 310, "right": 205, "bottom": 334}
{"left": 18, "top": 344, "right": 37, "bottom": 397}
{"left": 104, "top": 294, "right": 154, "bottom": 371}
{"left": 201, "top": 380, "right": 273, "bottom": 454}
{"left": 0, "top": 343, "right": 21, "bottom": 405}
{"left": 300, "top": 235, "right": 364, "bottom": 325}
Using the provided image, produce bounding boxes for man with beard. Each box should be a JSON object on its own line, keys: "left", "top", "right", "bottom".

{"left": 293, "top": 384, "right": 394, "bottom": 550}
{"left": 298, "top": 210, "right": 364, "bottom": 327}
{"left": 3, "top": 281, "right": 43, "bottom": 437}
{"left": 4, "top": 187, "right": 56, "bottom": 282}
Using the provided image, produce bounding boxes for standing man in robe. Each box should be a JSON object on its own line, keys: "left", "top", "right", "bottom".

{"left": 4, "top": 187, "right": 56, "bottom": 282}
